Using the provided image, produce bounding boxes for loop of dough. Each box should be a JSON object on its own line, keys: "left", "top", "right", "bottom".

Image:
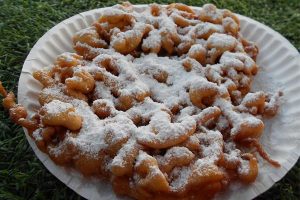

{"left": 137, "top": 111, "right": 196, "bottom": 149}
{"left": 199, "top": 4, "right": 223, "bottom": 24}
{"left": 238, "top": 153, "right": 258, "bottom": 183}
{"left": 158, "top": 146, "right": 195, "bottom": 173}
{"left": 111, "top": 139, "right": 140, "bottom": 176}
{"left": 111, "top": 23, "right": 152, "bottom": 54}
{"left": 135, "top": 151, "right": 170, "bottom": 192}
{"left": 65, "top": 70, "right": 95, "bottom": 94}
{"left": 40, "top": 100, "right": 82, "bottom": 131}
{"left": 33, "top": 69, "right": 55, "bottom": 88}
{"left": 189, "top": 79, "right": 219, "bottom": 109}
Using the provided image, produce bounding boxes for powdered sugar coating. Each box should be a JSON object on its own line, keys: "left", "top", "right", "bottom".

{"left": 43, "top": 99, "right": 73, "bottom": 115}
{"left": 25, "top": 2, "right": 282, "bottom": 200}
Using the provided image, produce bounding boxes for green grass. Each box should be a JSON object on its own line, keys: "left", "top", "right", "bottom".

{"left": 0, "top": 0, "right": 299, "bottom": 199}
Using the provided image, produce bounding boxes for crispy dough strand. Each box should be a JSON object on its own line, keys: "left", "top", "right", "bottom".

{"left": 244, "top": 138, "right": 281, "bottom": 168}
{"left": 0, "top": 82, "right": 8, "bottom": 97}
{"left": 0, "top": 82, "right": 39, "bottom": 131}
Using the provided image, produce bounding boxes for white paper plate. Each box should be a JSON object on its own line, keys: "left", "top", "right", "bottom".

{"left": 18, "top": 5, "right": 300, "bottom": 200}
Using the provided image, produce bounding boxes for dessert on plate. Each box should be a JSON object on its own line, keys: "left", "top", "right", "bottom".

{"left": 0, "top": 2, "right": 282, "bottom": 200}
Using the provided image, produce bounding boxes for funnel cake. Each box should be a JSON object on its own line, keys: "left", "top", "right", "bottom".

{"left": 0, "top": 2, "right": 282, "bottom": 200}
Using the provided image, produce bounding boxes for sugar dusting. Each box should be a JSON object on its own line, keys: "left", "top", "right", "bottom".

{"left": 29, "top": 3, "right": 286, "bottom": 198}
{"left": 43, "top": 100, "right": 73, "bottom": 115}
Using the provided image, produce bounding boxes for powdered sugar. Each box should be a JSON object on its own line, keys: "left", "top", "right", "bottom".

{"left": 238, "top": 159, "right": 250, "bottom": 175}
{"left": 225, "top": 149, "right": 241, "bottom": 162}
{"left": 170, "top": 166, "right": 191, "bottom": 191}
{"left": 28, "top": 3, "right": 284, "bottom": 198}
{"left": 214, "top": 98, "right": 263, "bottom": 136}
{"left": 142, "top": 29, "right": 161, "bottom": 51}
{"left": 32, "top": 128, "right": 43, "bottom": 141}
{"left": 194, "top": 22, "right": 224, "bottom": 38}
{"left": 164, "top": 146, "right": 193, "bottom": 161}
{"left": 198, "top": 130, "right": 223, "bottom": 162}
{"left": 43, "top": 99, "right": 73, "bottom": 115}
{"left": 111, "top": 138, "right": 137, "bottom": 168}
{"left": 133, "top": 54, "right": 204, "bottom": 109}
{"left": 207, "top": 33, "right": 237, "bottom": 49}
